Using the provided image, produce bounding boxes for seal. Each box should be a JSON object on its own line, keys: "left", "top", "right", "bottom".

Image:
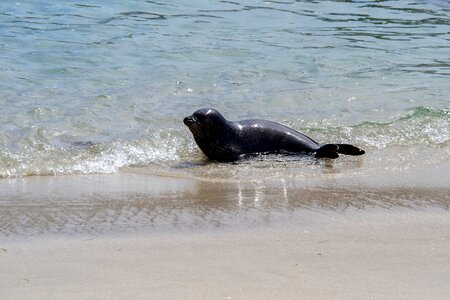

{"left": 184, "top": 108, "right": 365, "bottom": 162}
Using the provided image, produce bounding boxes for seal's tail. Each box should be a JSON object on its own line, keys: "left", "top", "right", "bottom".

{"left": 315, "top": 144, "right": 339, "bottom": 159}
{"left": 336, "top": 144, "right": 365, "bottom": 156}
{"left": 315, "top": 144, "right": 365, "bottom": 159}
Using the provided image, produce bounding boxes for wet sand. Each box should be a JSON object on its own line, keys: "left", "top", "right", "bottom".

{"left": 1, "top": 163, "right": 449, "bottom": 299}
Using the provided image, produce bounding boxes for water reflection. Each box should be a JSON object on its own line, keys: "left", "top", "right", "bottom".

{"left": 0, "top": 173, "right": 448, "bottom": 236}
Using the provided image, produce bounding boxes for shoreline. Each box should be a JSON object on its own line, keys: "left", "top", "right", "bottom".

{"left": 0, "top": 164, "right": 449, "bottom": 236}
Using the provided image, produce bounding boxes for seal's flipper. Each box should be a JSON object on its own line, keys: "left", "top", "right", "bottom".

{"left": 336, "top": 144, "right": 365, "bottom": 156}
{"left": 315, "top": 144, "right": 339, "bottom": 159}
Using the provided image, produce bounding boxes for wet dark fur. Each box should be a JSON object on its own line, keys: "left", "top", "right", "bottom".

{"left": 184, "top": 108, "right": 365, "bottom": 162}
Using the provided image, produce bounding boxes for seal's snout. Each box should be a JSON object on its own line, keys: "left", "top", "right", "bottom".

{"left": 183, "top": 115, "right": 196, "bottom": 126}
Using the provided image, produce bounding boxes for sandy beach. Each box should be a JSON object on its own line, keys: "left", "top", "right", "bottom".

{"left": 1, "top": 164, "right": 449, "bottom": 299}
{"left": 1, "top": 208, "right": 450, "bottom": 299}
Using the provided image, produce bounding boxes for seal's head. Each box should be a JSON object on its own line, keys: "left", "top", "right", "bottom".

{"left": 184, "top": 108, "right": 239, "bottom": 161}
{"left": 183, "top": 108, "right": 228, "bottom": 141}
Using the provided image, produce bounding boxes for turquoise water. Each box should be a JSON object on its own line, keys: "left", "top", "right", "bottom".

{"left": 0, "top": 0, "right": 449, "bottom": 178}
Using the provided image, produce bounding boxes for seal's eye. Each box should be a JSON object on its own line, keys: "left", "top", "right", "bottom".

{"left": 194, "top": 113, "right": 207, "bottom": 123}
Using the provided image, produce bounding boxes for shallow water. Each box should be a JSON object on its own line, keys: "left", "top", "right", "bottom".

{"left": 0, "top": 0, "right": 449, "bottom": 179}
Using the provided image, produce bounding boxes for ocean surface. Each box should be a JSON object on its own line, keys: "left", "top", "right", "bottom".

{"left": 0, "top": 0, "right": 449, "bottom": 180}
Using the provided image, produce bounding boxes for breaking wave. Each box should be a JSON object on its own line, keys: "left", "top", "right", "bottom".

{"left": 0, "top": 106, "right": 448, "bottom": 178}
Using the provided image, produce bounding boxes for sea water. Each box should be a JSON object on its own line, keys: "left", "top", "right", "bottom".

{"left": 0, "top": 0, "right": 449, "bottom": 179}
